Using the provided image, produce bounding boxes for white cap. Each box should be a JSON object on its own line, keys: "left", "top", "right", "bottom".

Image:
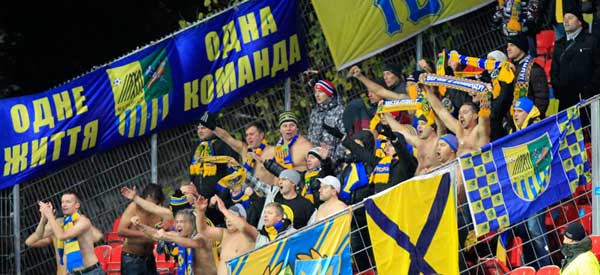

{"left": 317, "top": 176, "right": 340, "bottom": 193}
{"left": 487, "top": 50, "right": 508, "bottom": 62}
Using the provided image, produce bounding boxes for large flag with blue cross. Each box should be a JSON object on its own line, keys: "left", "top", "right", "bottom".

{"left": 365, "top": 170, "right": 459, "bottom": 275}
{"left": 460, "top": 105, "right": 591, "bottom": 237}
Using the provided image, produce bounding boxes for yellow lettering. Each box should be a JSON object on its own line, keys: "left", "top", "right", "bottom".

{"left": 253, "top": 48, "right": 269, "bottom": 81}
{"left": 200, "top": 75, "right": 215, "bottom": 105}
{"left": 82, "top": 120, "right": 98, "bottom": 151}
{"left": 184, "top": 80, "right": 199, "bottom": 111}
{"left": 271, "top": 40, "right": 288, "bottom": 77}
{"left": 51, "top": 131, "right": 65, "bottom": 161}
{"left": 151, "top": 98, "right": 159, "bottom": 130}
{"left": 32, "top": 97, "right": 55, "bottom": 133}
{"left": 205, "top": 31, "right": 220, "bottom": 61}
{"left": 30, "top": 137, "right": 48, "bottom": 168}
{"left": 237, "top": 55, "right": 254, "bottom": 88}
{"left": 289, "top": 34, "right": 301, "bottom": 66}
{"left": 222, "top": 21, "right": 242, "bottom": 59}
{"left": 238, "top": 12, "right": 259, "bottom": 44}
{"left": 52, "top": 91, "right": 74, "bottom": 121}
{"left": 71, "top": 86, "right": 88, "bottom": 115}
{"left": 66, "top": 126, "right": 81, "bottom": 156}
{"left": 260, "top": 7, "right": 278, "bottom": 37}
{"left": 10, "top": 104, "right": 30, "bottom": 133}
{"left": 215, "top": 62, "right": 237, "bottom": 98}
{"left": 3, "top": 143, "right": 28, "bottom": 176}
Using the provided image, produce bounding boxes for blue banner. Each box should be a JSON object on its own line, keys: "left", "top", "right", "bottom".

{"left": 0, "top": 0, "right": 308, "bottom": 189}
{"left": 460, "top": 106, "right": 591, "bottom": 237}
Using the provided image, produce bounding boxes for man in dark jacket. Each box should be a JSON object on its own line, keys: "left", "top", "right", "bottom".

{"left": 560, "top": 222, "right": 600, "bottom": 274}
{"left": 551, "top": 8, "right": 600, "bottom": 112}
{"left": 507, "top": 34, "right": 549, "bottom": 116}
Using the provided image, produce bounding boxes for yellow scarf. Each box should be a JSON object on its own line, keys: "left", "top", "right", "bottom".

{"left": 243, "top": 139, "right": 267, "bottom": 173}
{"left": 302, "top": 170, "right": 321, "bottom": 203}
{"left": 190, "top": 140, "right": 217, "bottom": 176}
{"left": 275, "top": 135, "right": 298, "bottom": 169}
{"left": 57, "top": 212, "right": 84, "bottom": 271}
{"left": 369, "top": 156, "right": 394, "bottom": 184}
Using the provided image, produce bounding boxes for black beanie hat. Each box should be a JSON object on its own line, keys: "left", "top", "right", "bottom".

{"left": 507, "top": 34, "right": 530, "bottom": 54}
{"left": 564, "top": 7, "right": 585, "bottom": 25}
{"left": 564, "top": 222, "right": 586, "bottom": 242}
{"left": 383, "top": 64, "right": 404, "bottom": 80}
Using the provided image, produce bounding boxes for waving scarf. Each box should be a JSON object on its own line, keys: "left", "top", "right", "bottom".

{"left": 190, "top": 140, "right": 216, "bottom": 176}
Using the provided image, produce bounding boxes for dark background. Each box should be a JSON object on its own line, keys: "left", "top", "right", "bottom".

{"left": 0, "top": 0, "right": 227, "bottom": 99}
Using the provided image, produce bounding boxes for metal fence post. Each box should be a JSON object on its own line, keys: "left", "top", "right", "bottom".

{"left": 416, "top": 34, "right": 423, "bottom": 70}
{"left": 591, "top": 99, "right": 600, "bottom": 235}
{"left": 151, "top": 133, "right": 158, "bottom": 184}
{"left": 284, "top": 78, "right": 291, "bottom": 111}
{"left": 13, "top": 185, "right": 21, "bottom": 275}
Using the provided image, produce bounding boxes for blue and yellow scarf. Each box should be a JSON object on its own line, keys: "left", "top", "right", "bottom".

{"left": 275, "top": 134, "right": 298, "bottom": 169}
{"left": 243, "top": 140, "right": 268, "bottom": 174}
{"left": 340, "top": 162, "right": 369, "bottom": 201}
{"left": 176, "top": 245, "right": 194, "bottom": 275}
{"left": 231, "top": 191, "right": 251, "bottom": 210}
{"left": 190, "top": 140, "right": 216, "bottom": 176}
{"left": 302, "top": 169, "right": 321, "bottom": 203}
{"left": 369, "top": 156, "right": 394, "bottom": 185}
{"left": 57, "top": 212, "right": 84, "bottom": 271}
{"left": 260, "top": 220, "right": 290, "bottom": 241}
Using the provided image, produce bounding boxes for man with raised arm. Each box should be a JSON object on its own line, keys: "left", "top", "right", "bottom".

{"left": 425, "top": 85, "right": 491, "bottom": 156}
{"left": 118, "top": 184, "right": 172, "bottom": 275}
{"left": 267, "top": 112, "right": 313, "bottom": 172}
{"left": 308, "top": 176, "right": 347, "bottom": 224}
{"left": 133, "top": 209, "right": 217, "bottom": 275}
{"left": 213, "top": 121, "right": 277, "bottom": 185}
{"left": 38, "top": 191, "right": 105, "bottom": 275}
{"left": 195, "top": 195, "right": 256, "bottom": 275}
{"left": 384, "top": 111, "right": 441, "bottom": 175}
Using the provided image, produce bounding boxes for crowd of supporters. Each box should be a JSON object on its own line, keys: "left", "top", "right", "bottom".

{"left": 23, "top": 1, "right": 600, "bottom": 275}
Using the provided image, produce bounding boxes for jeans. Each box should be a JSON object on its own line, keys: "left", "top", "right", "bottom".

{"left": 516, "top": 212, "right": 551, "bottom": 269}
{"left": 121, "top": 253, "right": 158, "bottom": 275}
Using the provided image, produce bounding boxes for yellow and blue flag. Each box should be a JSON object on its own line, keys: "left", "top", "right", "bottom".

{"left": 365, "top": 171, "right": 458, "bottom": 275}
{"left": 460, "top": 106, "right": 591, "bottom": 237}
{"left": 227, "top": 211, "right": 352, "bottom": 275}
{"left": 311, "top": 0, "right": 492, "bottom": 69}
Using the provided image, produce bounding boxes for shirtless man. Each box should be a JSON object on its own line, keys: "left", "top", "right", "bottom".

{"left": 26, "top": 210, "right": 103, "bottom": 275}
{"left": 308, "top": 176, "right": 347, "bottom": 224}
{"left": 384, "top": 112, "right": 440, "bottom": 175}
{"left": 425, "top": 85, "right": 490, "bottom": 156}
{"left": 195, "top": 195, "right": 255, "bottom": 275}
{"left": 118, "top": 184, "right": 172, "bottom": 275}
{"left": 133, "top": 209, "right": 217, "bottom": 275}
{"left": 38, "top": 191, "right": 104, "bottom": 275}
{"left": 273, "top": 112, "right": 313, "bottom": 172}
{"left": 214, "top": 121, "right": 277, "bottom": 185}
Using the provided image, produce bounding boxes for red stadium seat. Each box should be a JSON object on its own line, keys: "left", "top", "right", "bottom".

{"left": 578, "top": 205, "right": 593, "bottom": 234}
{"left": 112, "top": 217, "right": 122, "bottom": 232}
{"left": 105, "top": 232, "right": 124, "bottom": 248}
{"left": 94, "top": 245, "right": 112, "bottom": 272}
{"left": 536, "top": 30, "right": 555, "bottom": 57}
{"left": 106, "top": 244, "right": 122, "bottom": 275}
{"left": 154, "top": 244, "right": 176, "bottom": 274}
{"left": 508, "top": 236, "right": 523, "bottom": 269}
{"left": 590, "top": 235, "right": 600, "bottom": 261}
{"left": 535, "top": 265, "right": 560, "bottom": 275}
{"left": 477, "top": 258, "right": 510, "bottom": 274}
{"left": 511, "top": 266, "right": 536, "bottom": 275}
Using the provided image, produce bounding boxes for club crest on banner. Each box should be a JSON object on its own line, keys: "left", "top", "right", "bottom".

{"left": 502, "top": 134, "right": 552, "bottom": 201}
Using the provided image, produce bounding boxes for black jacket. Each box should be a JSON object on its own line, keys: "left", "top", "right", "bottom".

{"left": 551, "top": 31, "right": 600, "bottom": 110}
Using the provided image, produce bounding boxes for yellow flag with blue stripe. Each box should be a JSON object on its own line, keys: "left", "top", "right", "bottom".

{"left": 311, "top": 0, "right": 492, "bottom": 69}
{"left": 365, "top": 171, "right": 458, "bottom": 275}
{"left": 227, "top": 211, "right": 352, "bottom": 275}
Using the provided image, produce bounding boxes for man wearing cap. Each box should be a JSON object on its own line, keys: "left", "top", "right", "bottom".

{"left": 510, "top": 97, "right": 541, "bottom": 133}
{"left": 560, "top": 222, "right": 600, "bottom": 274}
{"left": 308, "top": 176, "right": 347, "bottom": 224}
{"left": 196, "top": 195, "right": 256, "bottom": 275}
{"left": 383, "top": 63, "right": 408, "bottom": 94}
{"left": 551, "top": 7, "right": 600, "bottom": 112}
{"left": 190, "top": 112, "right": 239, "bottom": 226}
{"left": 273, "top": 169, "right": 315, "bottom": 229}
{"left": 308, "top": 79, "right": 346, "bottom": 163}
{"left": 213, "top": 121, "right": 277, "bottom": 186}
{"left": 507, "top": 33, "right": 549, "bottom": 116}
{"left": 436, "top": 134, "right": 458, "bottom": 165}
{"left": 266, "top": 112, "right": 312, "bottom": 172}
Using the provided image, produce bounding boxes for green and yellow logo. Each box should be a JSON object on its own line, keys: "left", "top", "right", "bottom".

{"left": 502, "top": 134, "right": 552, "bottom": 201}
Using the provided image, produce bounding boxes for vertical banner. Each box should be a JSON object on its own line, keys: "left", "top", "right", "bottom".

{"left": 311, "top": 0, "right": 493, "bottom": 69}
{"left": 0, "top": 0, "right": 308, "bottom": 189}
{"left": 460, "top": 106, "right": 591, "bottom": 237}
{"left": 365, "top": 170, "right": 459, "bottom": 275}
{"left": 227, "top": 211, "right": 352, "bottom": 275}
